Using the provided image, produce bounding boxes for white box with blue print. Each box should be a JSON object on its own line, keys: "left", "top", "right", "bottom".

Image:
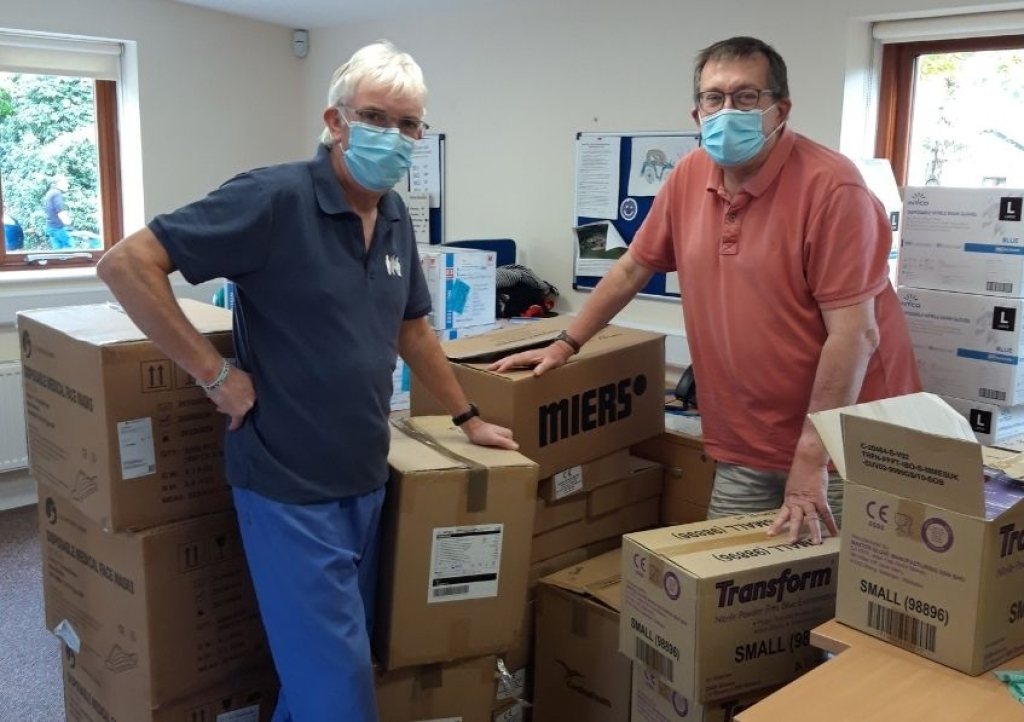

{"left": 897, "top": 186, "right": 1024, "bottom": 297}
{"left": 419, "top": 245, "right": 497, "bottom": 330}
{"left": 899, "top": 286, "right": 1024, "bottom": 406}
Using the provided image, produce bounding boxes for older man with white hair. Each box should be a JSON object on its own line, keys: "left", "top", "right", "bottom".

{"left": 98, "top": 40, "right": 516, "bottom": 721}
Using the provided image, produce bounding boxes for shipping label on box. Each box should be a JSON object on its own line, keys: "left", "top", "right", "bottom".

{"left": 899, "top": 286, "right": 1024, "bottom": 405}
{"left": 538, "top": 449, "right": 634, "bottom": 502}
{"left": 620, "top": 513, "right": 836, "bottom": 703}
{"left": 410, "top": 318, "right": 665, "bottom": 479}
{"left": 377, "top": 417, "right": 538, "bottom": 669}
{"left": 39, "top": 483, "right": 269, "bottom": 706}
{"left": 898, "top": 187, "right": 1024, "bottom": 297}
{"left": 811, "top": 392, "right": 1024, "bottom": 675}
{"left": 18, "top": 300, "right": 234, "bottom": 531}
{"left": 419, "top": 245, "right": 497, "bottom": 330}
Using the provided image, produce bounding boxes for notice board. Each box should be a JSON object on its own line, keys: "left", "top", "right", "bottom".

{"left": 573, "top": 131, "right": 699, "bottom": 299}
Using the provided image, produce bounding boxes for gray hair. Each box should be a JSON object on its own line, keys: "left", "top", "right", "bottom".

{"left": 319, "top": 40, "right": 427, "bottom": 145}
{"left": 692, "top": 36, "right": 790, "bottom": 103}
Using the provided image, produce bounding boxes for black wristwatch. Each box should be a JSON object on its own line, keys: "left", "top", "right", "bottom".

{"left": 452, "top": 402, "right": 480, "bottom": 426}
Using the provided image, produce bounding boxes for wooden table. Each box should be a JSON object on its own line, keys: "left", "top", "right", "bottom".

{"left": 736, "top": 620, "right": 1024, "bottom": 721}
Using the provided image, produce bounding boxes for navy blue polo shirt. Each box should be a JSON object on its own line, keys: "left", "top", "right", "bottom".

{"left": 150, "top": 144, "right": 431, "bottom": 503}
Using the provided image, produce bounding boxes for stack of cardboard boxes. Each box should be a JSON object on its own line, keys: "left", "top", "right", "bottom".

{"left": 897, "top": 186, "right": 1024, "bottom": 444}
{"left": 373, "top": 415, "right": 539, "bottom": 720}
{"left": 18, "top": 300, "right": 278, "bottom": 722}
{"left": 411, "top": 317, "right": 674, "bottom": 719}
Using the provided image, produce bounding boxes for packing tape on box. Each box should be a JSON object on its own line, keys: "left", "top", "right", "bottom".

{"left": 394, "top": 418, "right": 490, "bottom": 513}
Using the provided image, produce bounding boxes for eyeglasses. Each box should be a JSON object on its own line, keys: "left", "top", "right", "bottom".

{"left": 343, "top": 106, "right": 429, "bottom": 136}
{"left": 696, "top": 88, "right": 776, "bottom": 113}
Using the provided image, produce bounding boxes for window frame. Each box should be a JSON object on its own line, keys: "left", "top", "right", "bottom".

{"left": 875, "top": 33, "right": 1024, "bottom": 187}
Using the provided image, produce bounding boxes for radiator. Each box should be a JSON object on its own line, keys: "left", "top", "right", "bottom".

{"left": 0, "top": 361, "right": 28, "bottom": 472}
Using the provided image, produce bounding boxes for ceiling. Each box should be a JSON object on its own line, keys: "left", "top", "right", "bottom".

{"left": 172, "top": 0, "right": 418, "bottom": 28}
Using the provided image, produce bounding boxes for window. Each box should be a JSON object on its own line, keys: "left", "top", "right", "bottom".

{"left": 874, "top": 15, "right": 1024, "bottom": 187}
{"left": 0, "top": 32, "right": 123, "bottom": 270}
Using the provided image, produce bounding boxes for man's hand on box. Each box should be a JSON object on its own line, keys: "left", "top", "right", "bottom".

{"left": 460, "top": 417, "right": 519, "bottom": 451}
{"left": 487, "top": 342, "right": 573, "bottom": 377}
{"left": 768, "top": 458, "right": 838, "bottom": 545}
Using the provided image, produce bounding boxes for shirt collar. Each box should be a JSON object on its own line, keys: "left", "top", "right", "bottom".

{"left": 310, "top": 143, "right": 403, "bottom": 222}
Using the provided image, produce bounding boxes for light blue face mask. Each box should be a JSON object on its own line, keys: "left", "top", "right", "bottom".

{"left": 341, "top": 120, "right": 416, "bottom": 191}
{"left": 700, "top": 105, "right": 781, "bottom": 167}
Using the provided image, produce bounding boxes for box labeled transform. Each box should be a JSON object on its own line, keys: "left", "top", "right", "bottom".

{"left": 620, "top": 513, "right": 836, "bottom": 703}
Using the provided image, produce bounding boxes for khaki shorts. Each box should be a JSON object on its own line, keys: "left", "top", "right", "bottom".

{"left": 707, "top": 462, "right": 844, "bottom": 529}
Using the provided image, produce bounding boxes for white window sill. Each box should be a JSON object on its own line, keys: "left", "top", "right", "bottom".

{"left": 0, "top": 269, "right": 221, "bottom": 326}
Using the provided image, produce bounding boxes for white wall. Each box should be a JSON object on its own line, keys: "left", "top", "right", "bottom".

{"left": 0, "top": 0, "right": 309, "bottom": 502}
{"left": 302, "top": 0, "right": 1023, "bottom": 342}
{"left": 0, "top": 0, "right": 310, "bottom": 355}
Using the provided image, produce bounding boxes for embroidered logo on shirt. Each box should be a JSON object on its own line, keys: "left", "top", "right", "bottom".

{"left": 384, "top": 254, "right": 403, "bottom": 277}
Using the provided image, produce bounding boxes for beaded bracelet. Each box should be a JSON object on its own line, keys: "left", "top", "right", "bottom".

{"left": 199, "top": 358, "right": 231, "bottom": 394}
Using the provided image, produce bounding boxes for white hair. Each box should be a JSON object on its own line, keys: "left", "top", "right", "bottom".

{"left": 319, "top": 40, "right": 427, "bottom": 145}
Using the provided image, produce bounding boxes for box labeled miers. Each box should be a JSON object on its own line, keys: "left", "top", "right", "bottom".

{"left": 410, "top": 318, "right": 665, "bottom": 479}
{"left": 810, "top": 392, "right": 1024, "bottom": 675}
{"left": 620, "top": 513, "right": 836, "bottom": 703}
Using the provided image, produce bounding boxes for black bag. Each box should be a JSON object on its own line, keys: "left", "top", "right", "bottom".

{"left": 495, "top": 264, "right": 559, "bottom": 318}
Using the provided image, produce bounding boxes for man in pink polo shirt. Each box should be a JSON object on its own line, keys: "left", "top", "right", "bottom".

{"left": 491, "top": 36, "right": 920, "bottom": 544}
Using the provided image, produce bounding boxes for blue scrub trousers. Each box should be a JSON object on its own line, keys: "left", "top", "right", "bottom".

{"left": 232, "top": 485, "right": 386, "bottom": 722}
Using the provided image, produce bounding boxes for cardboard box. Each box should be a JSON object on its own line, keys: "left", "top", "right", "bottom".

{"left": 531, "top": 496, "right": 660, "bottom": 564}
{"left": 630, "top": 665, "right": 773, "bottom": 722}
{"left": 632, "top": 430, "right": 717, "bottom": 524}
{"left": 534, "top": 494, "right": 587, "bottom": 536}
{"left": 940, "top": 394, "right": 1024, "bottom": 446}
{"left": 587, "top": 457, "right": 663, "bottom": 518}
{"left": 497, "top": 600, "right": 534, "bottom": 706}
{"left": 810, "top": 392, "right": 1024, "bottom": 675}
{"left": 376, "top": 655, "right": 497, "bottom": 722}
{"left": 38, "top": 483, "right": 269, "bottom": 707}
{"left": 410, "top": 318, "right": 665, "bottom": 479}
{"left": 376, "top": 416, "right": 539, "bottom": 669}
{"left": 620, "top": 513, "right": 836, "bottom": 702}
{"left": 18, "top": 300, "right": 234, "bottom": 531}
{"left": 899, "top": 286, "right": 1024, "bottom": 405}
{"left": 63, "top": 654, "right": 277, "bottom": 722}
{"left": 419, "top": 245, "right": 497, "bottom": 330}
{"left": 537, "top": 449, "right": 634, "bottom": 502}
{"left": 897, "top": 187, "right": 1024, "bottom": 297}
{"left": 534, "top": 549, "right": 631, "bottom": 722}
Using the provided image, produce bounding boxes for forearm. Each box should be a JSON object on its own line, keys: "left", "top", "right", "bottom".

{"left": 795, "top": 326, "right": 879, "bottom": 466}
{"left": 563, "top": 250, "right": 655, "bottom": 346}
{"left": 399, "top": 317, "right": 470, "bottom": 417}
{"left": 97, "top": 229, "right": 225, "bottom": 385}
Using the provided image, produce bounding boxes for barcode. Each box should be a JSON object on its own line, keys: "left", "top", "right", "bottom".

{"left": 987, "top": 281, "right": 1014, "bottom": 293}
{"left": 635, "top": 638, "right": 674, "bottom": 681}
{"left": 867, "top": 602, "right": 937, "bottom": 652}
{"left": 432, "top": 584, "right": 469, "bottom": 598}
{"left": 979, "top": 387, "right": 1007, "bottom": 401}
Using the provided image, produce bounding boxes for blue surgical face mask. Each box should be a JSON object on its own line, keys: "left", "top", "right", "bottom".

{"left": 340, "top": 118, "right": 416, "bottom": 191}
{"left": 700, "top": 105, "right": 782, "bottom": 167}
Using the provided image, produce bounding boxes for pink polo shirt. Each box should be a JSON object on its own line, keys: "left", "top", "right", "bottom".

{"left": 630, "top": 128, "right": 921, "bottom": 471}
